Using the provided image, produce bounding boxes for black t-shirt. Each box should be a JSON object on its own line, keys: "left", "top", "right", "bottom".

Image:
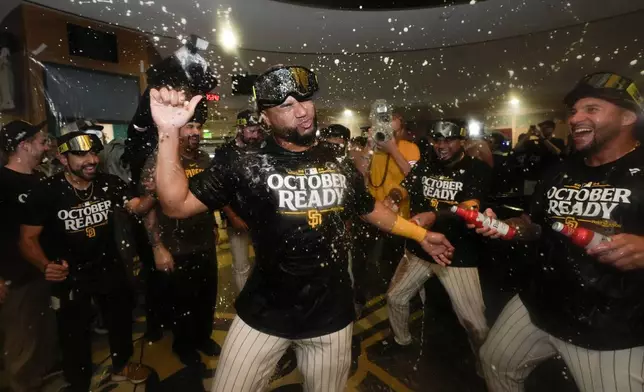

{"left": 213, "top": 140, "right": 248, "bottom": 225}
{"left": 403, "top": 155, "right": 492, "bottom": 267}
{"left": 143, "top": 150, "right": 216, "bottom": 256}
{"left": 513, "top": 137, "right": 566, "bottom": 181}
{"left": 521, "top": 146, "right": 644, "bottom": 350}
{"left": 0, "top": 167, "right": 43, "bottom": 286}
{"left": 23, "top": 172, "right": 133, "bottom": 291}
{"left": 189, "top": 137, "right": 376, "bottom": 339}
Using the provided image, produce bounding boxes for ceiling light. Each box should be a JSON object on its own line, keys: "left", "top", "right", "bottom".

{"left": 219, "top": 28, "right": 238, "bottom": 51}
{"left": 509, "top": 97, "right": 520, "bottom": 108}
{"left": 343, "top": 109, "right": 353, "bottom": 117}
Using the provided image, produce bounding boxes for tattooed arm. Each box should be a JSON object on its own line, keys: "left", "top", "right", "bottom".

{"left": 144, "top": 209, "right": 175, "bottom": 272}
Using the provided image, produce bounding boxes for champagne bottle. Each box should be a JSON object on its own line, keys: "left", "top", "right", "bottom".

{"left": 551, "top": 222, "right": 611, "bottom": 249}
{"left": 450, "top": 206, "right": 517, "bottom": 240}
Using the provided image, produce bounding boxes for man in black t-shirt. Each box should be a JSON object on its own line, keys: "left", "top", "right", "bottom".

{"left": 387, "top": 121, "right": 492, "bottom": 357}
{"left": 216, "top": 109, "right": 264, "bottom": 293}
{"left": 0, "top": 120, "right": 57, "bottom": 391}
{"left": 141, "top": 110, "right": 222, "bottom": 365}
{"left": 20, "top": 132, "right": 155, "bottom": 391}
{"left": 150, "top": 65, "right": 453, "bottom": 392}
{"left": 512, "top": 120, "right": 566, "bottom": 201}
{"left": 475, "top": 72, "right": 644, "bottom": 392}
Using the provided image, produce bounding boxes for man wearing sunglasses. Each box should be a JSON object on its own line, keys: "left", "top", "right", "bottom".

{"left": 150, "top": 65, "right": 454, "bottom": 392}
{"left": 19, "top": 131, "right": 155, "bottom": 391}
{"left": 387, "top": 120, "right": 492, "bottom": 363}
{"left": 472, "top": 72, "right": 644, "bottom": 392}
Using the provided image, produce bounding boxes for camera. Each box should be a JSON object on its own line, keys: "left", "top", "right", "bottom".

{"left": 370, "top": 99, "right": 393, "bottom": 142}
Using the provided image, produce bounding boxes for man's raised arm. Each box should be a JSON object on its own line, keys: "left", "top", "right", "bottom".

{"left": 150, "top": 87, "right": 208, "bottom": 219}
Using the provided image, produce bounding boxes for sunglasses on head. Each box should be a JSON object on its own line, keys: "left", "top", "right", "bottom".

{"left": 580, "top": 72, "right": 644, "bottom": 109}
{"left": 253, "top": 66, "right": 319, "bottom": 109}
{"left": 58, "top": 134, "right": 103, "bottom": 155}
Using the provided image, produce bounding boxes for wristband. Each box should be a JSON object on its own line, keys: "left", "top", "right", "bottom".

{"left": 391, "top": 216, "right": 427, "bottom": 243}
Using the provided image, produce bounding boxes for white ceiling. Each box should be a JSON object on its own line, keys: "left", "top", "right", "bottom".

{"left": 30, "top": 0, "right": 644, "bottom": 54}
{"left": 6, "top": 0, "right": 644, "bottom": 126}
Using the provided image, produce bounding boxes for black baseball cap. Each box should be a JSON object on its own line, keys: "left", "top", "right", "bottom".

{"left": 0, "top": 120, "right": 46, "bottom": 152}
{"left": 564, "top": 72, "right": 644, "bottom": 114}
{"left": 236, "top": 110, "right": 260, "bottom": 127}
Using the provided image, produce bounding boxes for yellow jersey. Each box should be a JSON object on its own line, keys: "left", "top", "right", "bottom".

{"left": 367, "top": 140, "right": 420, "bottom": 218}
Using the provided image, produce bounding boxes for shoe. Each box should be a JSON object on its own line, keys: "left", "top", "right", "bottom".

{"left": 197, "top": 338, "right": 222, "bottom": 356}
{"left": 174, "top": 348, "right": 203, "bottom": 366}
{"left": 376, "top": 336, "right": 415, "bottom": 360}
{"left": 112, "top": 362, "right": 151, "bottom": 384}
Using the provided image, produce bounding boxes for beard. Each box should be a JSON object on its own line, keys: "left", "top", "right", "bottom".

{"left": 70, "top": 163, "right": 97, "bottom": 181}
{"left": 272, "top": 116, "right": 318, "bottom": 147}
{"left": 240, "top": 135, "right": 262, "bottom": 147}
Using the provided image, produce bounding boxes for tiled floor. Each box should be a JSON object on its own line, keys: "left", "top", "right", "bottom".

{"left": 32, "top": 229, "right": 579, "bottom": 392}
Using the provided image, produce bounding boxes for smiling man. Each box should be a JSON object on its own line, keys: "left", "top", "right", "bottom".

{"left": 472, "top": 72, "right": 644, "bottom": 392}
{"left": 386, "top": 120, "right": 492, "bottom": 364}
{"left": 150, "top": 65, "right": 453, "bottom": 392}
{"left": 19, "top": 131, "right": 155, "bottom": 390}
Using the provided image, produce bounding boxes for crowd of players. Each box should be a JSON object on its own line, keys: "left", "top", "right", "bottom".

{"left": 0, "top": 65, "right": 643, "bottom": 392}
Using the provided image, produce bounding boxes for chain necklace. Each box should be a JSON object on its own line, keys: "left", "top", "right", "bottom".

{"left": 65, "top": 173, "right": 94, "bottom": 202}
{"left": 583, "top": 141, "right": 640, "bottom": 165}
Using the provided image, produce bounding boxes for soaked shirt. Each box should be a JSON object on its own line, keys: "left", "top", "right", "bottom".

{"left": 189, "top": 137, "right": 375, "bottom": 339}
{"left": 143, "top": 150, "right": 216, "bottom": 256}
{"left": 403, "top": 155, "right": 492, "bottom": 267}
{"left": 0, "top": 167, "right": 43, "bottom": 286}
{"left": 523, "top": 146, "right": 644, "bottom": 350}
{"left": 23, "top": 172, "right": 132, "bottom": 292}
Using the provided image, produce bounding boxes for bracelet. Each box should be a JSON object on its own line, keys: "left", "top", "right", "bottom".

{"left": 391, "top": 216, "right": 428, "bottom": 243}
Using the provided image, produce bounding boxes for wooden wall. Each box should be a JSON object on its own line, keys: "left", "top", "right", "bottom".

{"left": 18, "top": 3, "right": 157, "bottom": 125}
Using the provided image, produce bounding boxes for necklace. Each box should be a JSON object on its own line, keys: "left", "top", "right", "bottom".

{"left": 584, "top": 141, "right": 640, "bottom": 165}
{"left": 65, "top": 173, "right": 94, "bottom": 202}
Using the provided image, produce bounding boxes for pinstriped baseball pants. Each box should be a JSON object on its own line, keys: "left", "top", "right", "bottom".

{"left": 386, "top": 250, "right": 489, "bottom": 350}
{"left": 481, "top": 294, "right": 644, "bottom": 392}
{"left": 211, "top": 316, "right": 353, "bottom": 392}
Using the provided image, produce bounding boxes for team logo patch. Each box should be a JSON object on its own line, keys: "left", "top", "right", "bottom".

{"left": 307, "top": 210, "right": 323, "bottom": 228}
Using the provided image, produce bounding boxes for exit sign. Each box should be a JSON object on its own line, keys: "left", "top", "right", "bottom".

{"left": 206, "top": 93, "right": 220, "bottom": 101}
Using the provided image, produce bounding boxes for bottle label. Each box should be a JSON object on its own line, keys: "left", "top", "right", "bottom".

{"left": 586, "top": 233, "right": 610, "bottom": 249}
{"left": 483, "top": 217, "right": 511, "bottom": 236}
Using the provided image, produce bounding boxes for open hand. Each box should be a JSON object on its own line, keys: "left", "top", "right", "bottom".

{"left": 150, "top": 87, "right": 203, "bottom": 132}
{"left": 587, "top": 234, "right": 644, "bottom": 271}
{"left": 419, "top": 232, "right": 454, "bottom": 266}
